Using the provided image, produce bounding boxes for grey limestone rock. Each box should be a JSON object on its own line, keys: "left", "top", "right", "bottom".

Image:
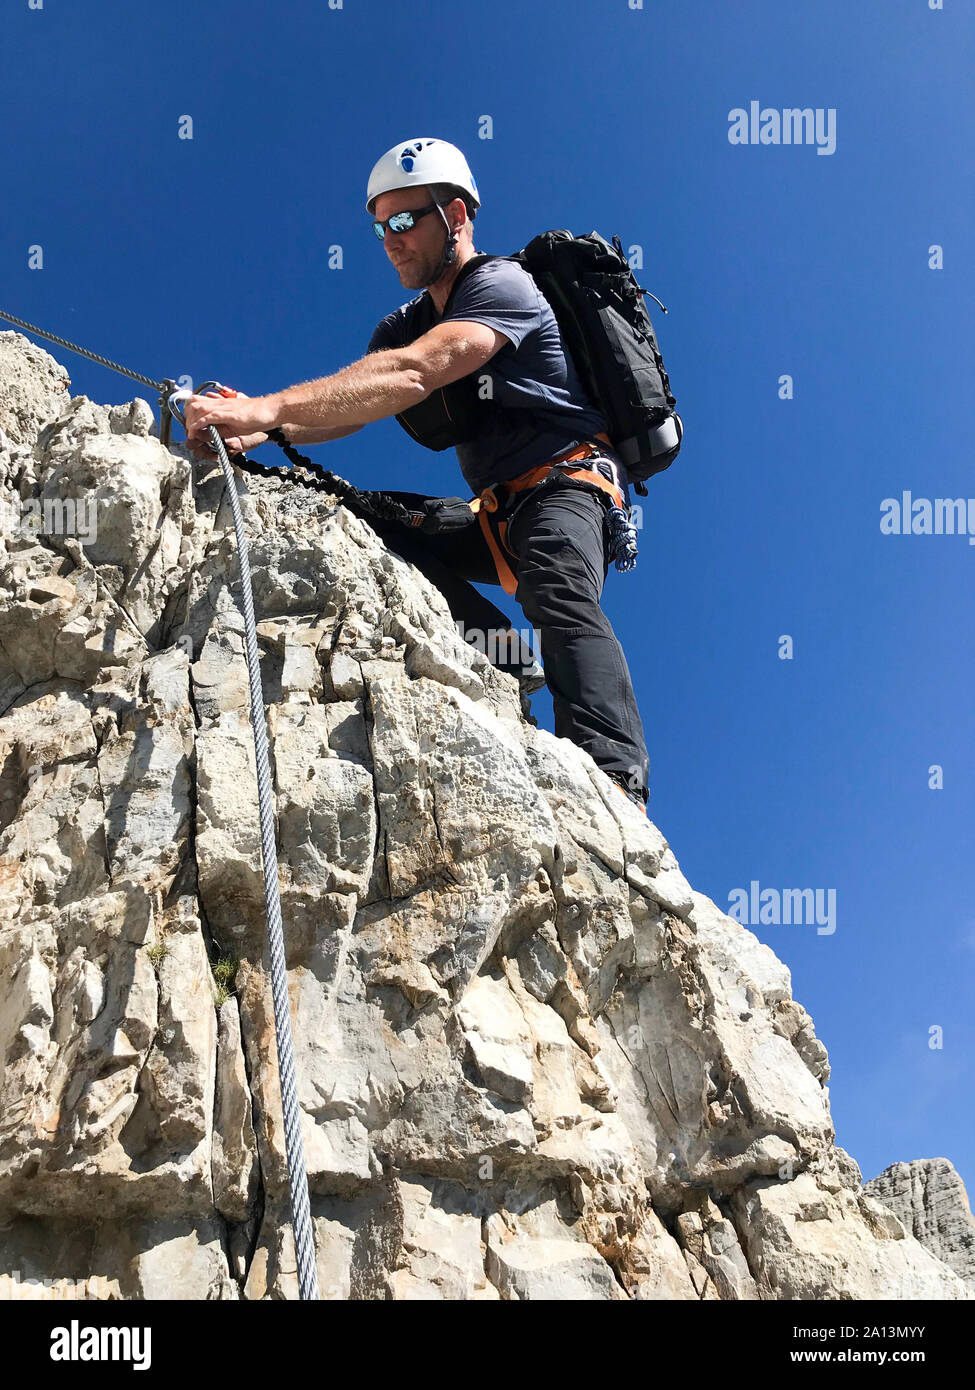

{"left": 0, "top": 335, "right": 970, "bottom": 1301}
{"left": 864, "top": 1158, "right": 975, "bottom": 1291}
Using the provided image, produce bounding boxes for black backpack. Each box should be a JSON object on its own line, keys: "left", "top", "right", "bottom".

{"left": 513, "top": 231, "right": 680, "bottom": 495}
{"left": 393, "top": 231, "right": 682, "bottom": 496}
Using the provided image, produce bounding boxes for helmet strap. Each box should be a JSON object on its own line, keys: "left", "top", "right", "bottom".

{"left": 429, "top": 203, "right": 458, "bottom": 284}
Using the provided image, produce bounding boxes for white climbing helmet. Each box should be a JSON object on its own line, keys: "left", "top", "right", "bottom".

{"left": 366, "top": 138, "right": 480, "bottom": 215}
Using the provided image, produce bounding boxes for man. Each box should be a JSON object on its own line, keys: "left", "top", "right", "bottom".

{"left": 184, "top": 138, "right": 650, "bottom": 809}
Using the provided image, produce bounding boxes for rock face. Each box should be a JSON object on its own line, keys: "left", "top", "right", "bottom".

{"left": 864, "top": 1159, "right": 975, "bottom": 1292}
{"left": 0, "top": 331, "right": 970, "bottom": 1300}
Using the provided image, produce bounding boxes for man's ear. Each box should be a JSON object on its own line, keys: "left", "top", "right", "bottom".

{"left": 445, "top": 195, "right": 467, "bottom": 235}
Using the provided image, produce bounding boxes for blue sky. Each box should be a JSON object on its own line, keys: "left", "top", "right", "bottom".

{"left": 2, "top": 0, "right": 972, "bottom": 1196}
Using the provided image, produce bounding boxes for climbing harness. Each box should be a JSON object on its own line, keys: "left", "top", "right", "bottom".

{"left": 470, "top": 436, "right": 639, "bottom": 595}
{"left": 0, "top": 309, "right": 318, "bottom": 1300}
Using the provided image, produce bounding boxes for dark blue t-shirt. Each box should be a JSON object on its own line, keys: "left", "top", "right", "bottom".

{"left": 367, "top": 257, "right": 609, "bottom": 494}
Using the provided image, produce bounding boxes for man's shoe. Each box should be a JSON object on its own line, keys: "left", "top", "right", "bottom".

{"left": 515, "top": 660, "right": 547, "bottom": 697}
{"left": 606, "top": 771, "right": 648, "bottom": 815}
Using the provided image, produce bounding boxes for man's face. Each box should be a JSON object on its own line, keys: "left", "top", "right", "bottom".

{"left": 372, "top": 186, "right": 455, "bottom": 290}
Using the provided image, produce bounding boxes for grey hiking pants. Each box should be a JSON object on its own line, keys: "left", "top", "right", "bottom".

{"left": 367, "top": 468, "right": 650, "bottom": 805}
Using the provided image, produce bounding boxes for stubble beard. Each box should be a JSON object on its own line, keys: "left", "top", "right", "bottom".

{"left": 394, "top": 252, "right": 440, "bottom": 291}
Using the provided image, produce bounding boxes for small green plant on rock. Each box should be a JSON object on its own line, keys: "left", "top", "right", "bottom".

{"left": 146, "top": 941, "right": 170, "bottom": 974}
{"left": 212, "top": 955, "right": 240, "bottom": 1008}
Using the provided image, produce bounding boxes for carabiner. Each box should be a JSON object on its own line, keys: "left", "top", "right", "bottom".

{"left": 167, "top": 380, "right": 238, "bottom": 427}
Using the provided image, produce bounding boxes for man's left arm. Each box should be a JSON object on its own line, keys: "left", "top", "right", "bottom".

{"left": 183, "top": 322, "right": 508, "bottom": 442}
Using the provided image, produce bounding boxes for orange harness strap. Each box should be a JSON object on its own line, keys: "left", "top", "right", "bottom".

{"left": 473, "top": 435, "right": 623, "bottom": 594}
{"left": 472, "top": 489, "right": 519, "bottom": 595}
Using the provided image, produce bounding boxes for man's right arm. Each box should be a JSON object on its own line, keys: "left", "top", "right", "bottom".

{"left": 279, "top": 422, "right": 363, "bottom": 445}
{"left": 277, "top": 316, "right": 399, "bottom": 445}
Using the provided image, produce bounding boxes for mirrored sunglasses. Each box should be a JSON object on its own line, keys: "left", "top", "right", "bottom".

{"left": 373, "top": 203, "right": 442, "bottom": 241}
